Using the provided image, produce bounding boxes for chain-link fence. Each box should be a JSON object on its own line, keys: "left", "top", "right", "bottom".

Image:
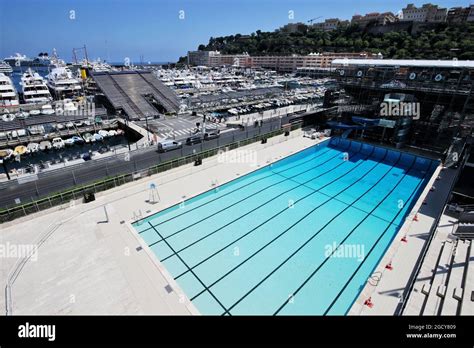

{"left": 0, "top": 120, "right": 303, "bottom": 223}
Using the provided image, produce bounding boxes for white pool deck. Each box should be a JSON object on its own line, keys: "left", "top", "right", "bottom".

{"left": 0, "top": 131, "right": 450, "bottom": 315}
{"left": 349, "top": 165, "right": 460, "bottom": 315}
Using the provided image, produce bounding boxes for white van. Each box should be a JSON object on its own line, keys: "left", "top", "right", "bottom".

{"left": 157, "top": 140, "right": 182, "bottom": 152}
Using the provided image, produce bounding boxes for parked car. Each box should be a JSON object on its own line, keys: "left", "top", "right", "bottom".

{"left": 203, "top": 129, "right": 220, "bottom": 140}
{"left": 185, "top": 134, "right": 203, "bottom": 145}
{"left": 157, "top": 140, "right": 183, "bottom": 152}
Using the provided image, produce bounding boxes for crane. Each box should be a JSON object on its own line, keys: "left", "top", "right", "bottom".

{"left": 307, "top": 16, "right": 322, "bottom": 25}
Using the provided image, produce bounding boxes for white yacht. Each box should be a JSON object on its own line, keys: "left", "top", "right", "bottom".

{"left": 0, "top": 61, "right": 12, "bottom": 74}
{"left": 46, "top": 67, "right": 82, "bottom": 99}
{"left": 0, "top": 73, "right": 19, "bottom": 110}
{"left": 4, "top": 53, "right": 33, "bottom": 67}
{"left": 20, "top": 68, "right": 53, "bottom": 104}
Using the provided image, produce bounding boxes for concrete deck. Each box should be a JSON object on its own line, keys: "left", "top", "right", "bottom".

{"left": 349, "top": 165, "right": 459, "bottom": 315}
{"left": 1, "top": 128, "right": 320, "bottom": 315}
{"left": 403, "top": 210, "right": 474, "bottom": 315}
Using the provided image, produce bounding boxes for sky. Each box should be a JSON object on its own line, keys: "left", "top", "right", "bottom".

{"left": 0, "top": 0, "right": 471, "bottom": 63}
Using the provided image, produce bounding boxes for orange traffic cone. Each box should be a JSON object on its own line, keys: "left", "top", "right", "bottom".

{"left": 401, "top": 235, "right": 408, "bottom": 243}
{"left": 364, "top": 297, "right": 374, "bottom": 308}
{"left": 385, "top": 262, "right": 393, "bottom": 270}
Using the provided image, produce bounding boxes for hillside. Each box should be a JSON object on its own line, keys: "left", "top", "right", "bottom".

{"left": 179, "top": 22, "right": 474, "bottom": 63}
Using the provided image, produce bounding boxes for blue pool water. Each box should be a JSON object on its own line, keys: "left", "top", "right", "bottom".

{"left": 132, "top": 137, "right": 438, "bottom": 315}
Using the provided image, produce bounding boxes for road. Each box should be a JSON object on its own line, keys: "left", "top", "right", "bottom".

{"left": 0, "top": 117, "right": 288, "bottom": 209}
{"left": 135, "top": 115, "right": 224, "bottom": 141}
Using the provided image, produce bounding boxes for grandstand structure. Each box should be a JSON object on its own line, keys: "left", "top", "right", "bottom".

{"left": 403, "top": 211, "right": 474, "bottom": 315}
{"left": 329, "top": 59, "right": 474, "bottom": 155}
{"left": 92, "top": 70, "right": 180, "bottom": 120}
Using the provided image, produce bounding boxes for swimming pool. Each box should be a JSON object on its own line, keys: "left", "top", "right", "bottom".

{"left": 132, "top": 137, "right": 438, "bottom": 315}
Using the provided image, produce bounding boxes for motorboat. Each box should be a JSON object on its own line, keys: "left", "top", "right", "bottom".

{"left": 46, "top": 67, "right": 82, "bottom": 99}
{"left": 40, "top": 104, "right": 55, "bottom": 115}
{"left": 92, "top": 133, "right": 103, "bottom": 142}
{"left": 64, "top": 138, "right": 75, "bottom": 146}
{"left": 53, "top": 123, "right": 65, "bottom": 131}
{"left": 0, "top": 73, "right": 19, "bottom": 109}
{"left": 0, "top": 148, "right": 14, "bottom": 160}
{"left": 52, "top": 137, "right": 65, "bottom": 150}
{"left": 83, "top": 133, "right": 95, "bottom": 143}
{"left": 20, "top": 68, "right": 53, "bottom": 104}
{"left": 98, "top": 129, "right": 110, "bottom": 138}
{"left": 0, "top": 60, "right": 13, "bottom": 74}
{"left": 28, "top": 125, "right": 45, "bottom": 135}
{"left": 14, "top": 145, "right": 28, "bottom": 156}
{"left": 16, "top": 111, "right": 30, "bottom": 119}
{"left": 39, "top": 140, "right": 52, "bottom": 151}
{"left": 70, "top": 135, "right": 84, "bottom": 144}
{"left": 26, "top": 142, "right": 40, "bottom": 153}
{"left": 2, "top": 113, "right": 15, "bottom": 122}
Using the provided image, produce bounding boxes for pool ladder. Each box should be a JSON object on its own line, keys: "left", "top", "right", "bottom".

{"left": 368, "top": 271, "right": 383, "bottom": 286}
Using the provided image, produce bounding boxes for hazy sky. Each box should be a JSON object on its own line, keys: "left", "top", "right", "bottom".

{"left": 0, "top": 0, "right": 471, "bottom": 63}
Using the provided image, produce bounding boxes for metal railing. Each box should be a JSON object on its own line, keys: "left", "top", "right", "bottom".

{"left": 395, "top": 145, "right": 469, "bottom": 315}
{"left": 0, "top": 121, "right": 302, "bottom": 223}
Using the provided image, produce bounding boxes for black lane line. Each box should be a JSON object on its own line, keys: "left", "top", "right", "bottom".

{"left": 164, "top": 143, "right": 368, "bottom": 268}
{"left": 188, "top": 147, "right": 390, "bottom": 306}
{"left": 323, "top": 159, "right": 433, "bottom": 315}
{"left": 220, "top": 149, "right": 401, "bottom": 315}
{"left": 148, "top": 222, "right": 229, "bottom": 313}
{"left": 149, "top": 144, "right": 352, "bottom": 244}
{"left": 137, "top": 145, "right": 337, "bottom": 235}
{"left": 272, "top": 154, "right": 418, "bottom": 315}
{"left": 270, "top": 168, "right": 398, "bottom": 226}
{"left": 138, "top": 144, "right": 336, "bottom": 230}
{"left": 149, "top": 142, "right": 361, "bottom": 250}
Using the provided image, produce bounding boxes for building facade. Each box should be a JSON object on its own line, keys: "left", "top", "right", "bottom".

{"left": 447, "top": 6, "right": 471, "bottom": 23}
{"left": 187, "top": 50, "right": 220, "bottom": 66}
{"left": 351, "top": 12, "right": 398, "bottom": 28}
{"left": 313, "top": 18, "right": 350, "bottom": 31}
{"left": 401, "top": 3, "right": 447, "bottom": 22}
{"left": 187, "top": 51, "right": 381, "bottom": 72}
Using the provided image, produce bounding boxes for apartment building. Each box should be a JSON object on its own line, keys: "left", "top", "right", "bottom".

{"left": 351, "top": 12, "right": 398, "bottom": 28}
{"left": 251, "top": 52, "right": 381, "bottom": 72}
{"left": 313, "top": 18, "right": 350, "bottom": 31}
{"left": 468, "top": 5, "right": 474, "bottom": 22}
{"left": 187, "top": 50, "right": 220, "bottom": 66}
{"left": 187, "top": 51, "right": 381, "bottom": 72}
{"left": 447, "top": 6, "right": 471, "bottom": 23}
{"left": 401, "top": 3, "right": 447, "bottom": 22}
{"left": 208, "top": 53, "right": 252, "bottom": 68}
{"left": 188, "top": 51, "right": 252, "bottom": 67}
